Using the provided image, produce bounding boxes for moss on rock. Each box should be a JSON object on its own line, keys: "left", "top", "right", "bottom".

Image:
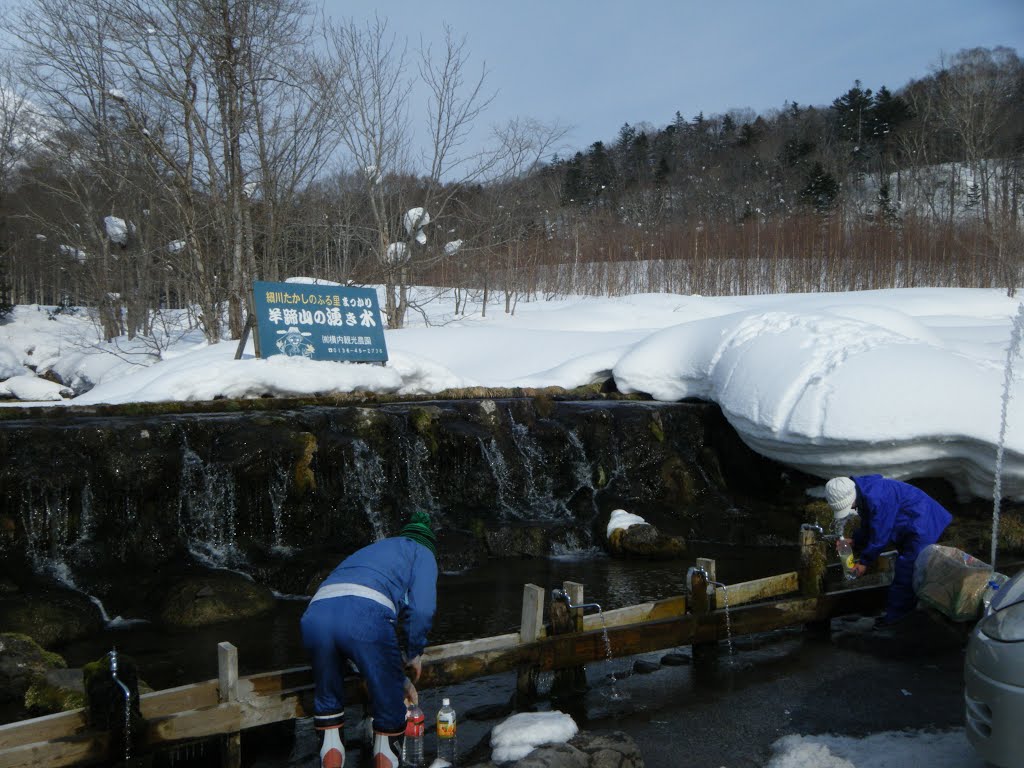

{"left": 159, "top": 571, "right": 276, "bottom": 628}
{"left": 293, "top": 432, "right": 318, "bottom": 495}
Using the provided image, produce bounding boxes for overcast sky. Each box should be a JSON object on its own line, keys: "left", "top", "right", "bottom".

{"left": 325, "top": 0, "right": 1024, "bottom": 158}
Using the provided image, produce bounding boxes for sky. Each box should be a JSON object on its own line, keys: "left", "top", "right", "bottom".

{"left": 324, "top": 0, "right": 1024, "bottom": 157}
{"left": 2, "top": 285, "right": 1022, "bottom": 508}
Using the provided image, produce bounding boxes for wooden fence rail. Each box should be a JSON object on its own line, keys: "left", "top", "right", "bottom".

{"left": 0, "top": 550, "right": 892, "bottom": 768}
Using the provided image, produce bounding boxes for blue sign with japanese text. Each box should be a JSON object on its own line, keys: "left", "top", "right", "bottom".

{"left": 252, "top": 281, "right": 388, "bottom": 363}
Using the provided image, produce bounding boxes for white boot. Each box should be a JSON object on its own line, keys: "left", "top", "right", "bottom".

{"left": 371, "top": 730, "right": 403, "bottom": 768}
{"left": 319, "top": 726, "right": 344, "bottom": 768}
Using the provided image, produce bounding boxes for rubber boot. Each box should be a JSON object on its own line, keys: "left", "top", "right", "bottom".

{"left": 314, "top": 713, "right": 345, "bottom": 768}
{"left": 371, "top": 730, "right": 403, "bottom": 768}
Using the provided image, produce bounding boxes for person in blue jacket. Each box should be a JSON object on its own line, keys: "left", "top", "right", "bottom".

{"left": 300, "top": 511, "right": 438, "bottom": 768}
{"left": 826, "top": 475, "right": 952, "bottom": 626}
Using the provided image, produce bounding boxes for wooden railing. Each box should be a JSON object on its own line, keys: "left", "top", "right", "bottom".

{"left": 0, "top": 544, "right": 893, "bottom": 768}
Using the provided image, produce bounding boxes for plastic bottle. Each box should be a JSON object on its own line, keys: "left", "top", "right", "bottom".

{"left": 837, "top": 538, "right": 857, "bottom": 580}
{"left": 401, "top": 704, "right": 425, "bottom": 767}
{"left": 436, "top": 698, "right": 457, "bottom": 765}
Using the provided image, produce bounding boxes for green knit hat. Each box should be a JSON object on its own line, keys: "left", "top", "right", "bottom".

{"left": 400, "top": 510, "right": 437, "bottom": 556}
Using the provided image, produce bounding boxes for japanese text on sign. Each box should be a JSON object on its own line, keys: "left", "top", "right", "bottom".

{"left": 252, "top": 280, "right": 388, "bottom": 363}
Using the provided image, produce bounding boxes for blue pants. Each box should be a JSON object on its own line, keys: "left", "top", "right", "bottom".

{"left": 300, "top": 596, "right": 406, "bottom": 733}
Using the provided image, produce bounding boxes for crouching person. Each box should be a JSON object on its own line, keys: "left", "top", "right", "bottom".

{"left": 300, "top": 511, "right": 438, "bottom": 768}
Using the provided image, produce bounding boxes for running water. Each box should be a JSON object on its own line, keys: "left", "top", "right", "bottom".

{"left": 992, "top": 301, "right": 1024, "bottom": 572}
{"left": 711, "top": 583, "right": 735, "bottom": 663}
{"left": 596, "top": 612, "right": 629, "bottom": 701}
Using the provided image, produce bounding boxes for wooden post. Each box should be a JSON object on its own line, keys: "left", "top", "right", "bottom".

{"left": 696, "top": 558, "right": 716, "bottom": 584}
{"left": 689, "top": 560, "right": 718, "bottom": 671}
{"left": 550, "top": 581, "right": 588, "bottom": 697}
{"left": 234, "top": 316, "right": 259, "bottom": 360}
{"left": 516, "top": 584, "right": 545, "bottom": 702}
{"left": 798, "top": 527, "right": 826, "bottom": 597}
{"left": 218, "top": 642, "right": 241, "bottom": 768}
{"left": 798, "top": 526, "right": 830, "bottom": 638}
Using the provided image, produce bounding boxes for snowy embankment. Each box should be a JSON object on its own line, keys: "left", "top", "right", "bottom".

{"left": 0, "top": 287, "right": 1021, "bottom": 500}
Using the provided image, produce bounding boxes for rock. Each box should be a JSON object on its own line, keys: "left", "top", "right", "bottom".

{"left": 0, "top": 590, "right": 105, "bottom": 648}
{"left": 632, "top": 659, "right": 660, "bottom": 674}
{"left": 659, "top": 651, "right": 691, "bottom": 666}
{"left": 461, "top": 730, "right": 643, "bottom": 768}
{"left": 570, "top": 731, "right": 644, "bottom": 768}
{"left": 607, "top": 523, "right": 685, "bottom": 559}
{"left": 24, "top": 668, "right": 86, "bottom": 716}
{"left": 0, "top": 633, "right": 67, "bottom": 717}
{"left": 159, "top": 570, "right": 275, "bottom": 628}
{"left": 514, "top": 742, "right": 589, "bottom": 768}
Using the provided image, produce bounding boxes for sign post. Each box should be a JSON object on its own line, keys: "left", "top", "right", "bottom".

{"left": 250, "top": 280, "right": 388, "bottom": 363}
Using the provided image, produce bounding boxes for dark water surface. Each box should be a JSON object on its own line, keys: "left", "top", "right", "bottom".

{"left": 52, "top": 544, "right": 813, "bottom": 766}
{"left": 59, "top": 543, "right": 787, "bottom": 690}
{"left": 54, "top": 543, "right": 970, "bottom": 768}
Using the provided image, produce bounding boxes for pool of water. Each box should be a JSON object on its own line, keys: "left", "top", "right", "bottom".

{"left": 59, "top": 542, "right": 789, "bottom": 691}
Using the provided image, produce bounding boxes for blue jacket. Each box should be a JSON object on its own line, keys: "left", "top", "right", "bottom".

{"left": 321, "top": 537, "right": 438, "bottom": 657}
{"left": 850, "top": 475, "right": 952, "bottom": 564}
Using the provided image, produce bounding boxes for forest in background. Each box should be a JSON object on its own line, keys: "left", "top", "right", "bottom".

{"left": 0, "top": 0, "right": 1021, "bottom": 344}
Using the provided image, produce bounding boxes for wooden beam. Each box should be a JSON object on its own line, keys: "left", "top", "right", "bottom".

{"left": 715, "top": 572, "right": 800, "bottom": 610}
{"left": 583, "top": 595, "right": 686, "bottom": 631}
{"left": 0, "top": 733, "right": 109, "bottom": 768}
{"left": 0, "top": 711, "right": 87, "bottom": 751}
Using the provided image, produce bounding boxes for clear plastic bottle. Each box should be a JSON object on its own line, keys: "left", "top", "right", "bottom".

{"left": 836, "top": 538, "right": 857, "bottom": 580}
{"left": 401, "top": 704, "right": 425, "bottom": 768}
{"left": 436, "top": 698, "right": 457, "bottom": 765}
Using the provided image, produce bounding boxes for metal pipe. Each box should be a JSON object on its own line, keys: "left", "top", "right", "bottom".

{"left": 109, "top": 649, "right": 131, "bottom": 702}
{"left": 551, "top": 588, "right": 603, "bottom": 614}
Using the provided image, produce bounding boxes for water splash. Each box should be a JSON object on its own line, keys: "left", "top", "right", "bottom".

{"left": 268, "top": 465, "right": 294, "bottom": 555}
{"left": 177, "top": 444, "right": 241, "bottom": 568}
{"left": 711, "top": 582, "right": 735, "bottom": 663}
{"left": 349, "top": 439, "right": 388, "bottom": 540}
{"left": 510, "top": 417, "right": 555, "bottom": 512}
{"left": 399, "top": 434, "right": 438, "bottom": 513}
{"left": 479, "top": 436, "right": 517, "bottom": 516}
{"left": 992, "top": 301, "right": 1024, "bottom": 572}
{"left": 596, "top": 611, "right": 629, "bottom": 701}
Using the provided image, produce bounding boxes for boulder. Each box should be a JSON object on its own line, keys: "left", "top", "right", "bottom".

{"left": 0, "top": 633, "right": 67, "bottom": 721}
{"left": 463, "top": 730, "right": 643, "bottom": 768}
{"left": 607, "top": 523, "right": 685, "bottom": 559}
{"left": 24, "top": 667, "right": 86, "bottom": 716}
{"left": 0, "top": 589, "right": 105, "bottom": 648}
{"left": 159, "top": 570, "right": 275, "bottom": 628}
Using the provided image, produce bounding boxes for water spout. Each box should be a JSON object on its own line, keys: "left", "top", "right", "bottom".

{"left": 801, "top": 522, "right": 839, "bottom": 542}
{"left": 109, "top": 649, "right": 131, "bottom": 701}
{"left": 109, "top": 649, "right": 133, "bottom": 762}
{"left": 551, "top": 588, "right": 603, "bottom": 615}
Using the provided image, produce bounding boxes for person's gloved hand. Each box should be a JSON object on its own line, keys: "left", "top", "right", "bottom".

{"left": 403, "top": 676, "right": 418, "bottom": 706}
{"left": 405, "top": 654, "right": 422, "bottom": 683}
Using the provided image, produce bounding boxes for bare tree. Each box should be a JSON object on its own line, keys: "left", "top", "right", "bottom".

{"left": 324, "top": 17, "right": 498, "bottom": 328}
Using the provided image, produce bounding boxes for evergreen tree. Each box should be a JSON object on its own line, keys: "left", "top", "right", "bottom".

{"left": 800, "top": 162, "right": 840, "bottom": 213}
{"left": 831, "top": 80, "right": 874, "bottom": 146}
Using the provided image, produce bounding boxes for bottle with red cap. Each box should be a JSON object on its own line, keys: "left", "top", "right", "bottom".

{"left": 401, "top": 703, "right": 424, "bottom": 767}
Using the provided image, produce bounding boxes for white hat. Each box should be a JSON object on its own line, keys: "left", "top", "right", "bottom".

{"left": 825, "top": 477, "right": 857, "bottom": 520}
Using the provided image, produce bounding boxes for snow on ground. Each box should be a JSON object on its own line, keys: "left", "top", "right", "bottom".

{"left": 767, "top": 727, "right": 984, "bottom": 768}
{"left": 0, "top": 287, "right": 1021, "bottom": 501}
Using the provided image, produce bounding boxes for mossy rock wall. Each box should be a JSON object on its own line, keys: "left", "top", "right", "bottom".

{"left": 0, "top": 397, "right": 821, "bottom": 613}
